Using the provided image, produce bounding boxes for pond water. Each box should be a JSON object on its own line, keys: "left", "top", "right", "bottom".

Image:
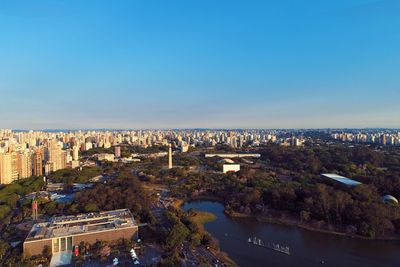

{"left": 182, "top": 201, "right": 400, "bottom": 267}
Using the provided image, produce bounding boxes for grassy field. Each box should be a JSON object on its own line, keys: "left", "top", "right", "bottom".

{"left": 187, "top": 209, "right": 217, "bottom": 238}
{"left": 189, "top": 210, "right": 217, "bottom": 226}
{"left": 171, "top": 198, "right": 184, "bottom": 209}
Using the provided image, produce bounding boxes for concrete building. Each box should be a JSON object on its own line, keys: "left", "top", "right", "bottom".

{"left": 223, "top": 164, "right": 240, "bottom": 173}
{"left": 17, "top": 151, "right": 32, "bottom": 179}
{"left": 97, "top": 153, "right": 115, "bottom": 161}
{"left": 70, "top": 160, "right": 79, "bottom": 169}
{"left": 180, "top": 142, "right": 189, "bottom": 153}
{"left": 33, "top": 149, "right": 43, "bottom": 176}
{"left": 72, "top": 146, "right": 79, "bottom": 161}
{"left": 0, "top": 153, "right": 12, "bottom": 184}
{"left": 114, "top": 146, "right": 121, "bottom": 158}
{"left": 205, "top": 153, "right": 261, "bottom": 158}
{"left": 23, "top": 209, "right": 138, "bottom": 257}
{"left": 47, "top": 141, "right": 63, "bottom": 172}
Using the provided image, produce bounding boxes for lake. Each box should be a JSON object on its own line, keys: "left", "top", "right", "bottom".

{"left": 182, "top": 201, "right": 400, "bottom": 267}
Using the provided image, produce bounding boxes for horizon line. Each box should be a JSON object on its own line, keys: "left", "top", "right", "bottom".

{"left": 5, "top": 127, "right": 400, "bottom": 132}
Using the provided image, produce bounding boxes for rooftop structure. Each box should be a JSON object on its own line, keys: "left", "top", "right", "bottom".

{"left": 97, "top": 153, "right": 115, "bottom": 161}
{"left": 24, "top": 209, "right": 138, "bottom": 257}
{"left": 382, "top": 195, "right": 399, "bottom": 204}
{"left": 25, "top": 209, "right": 136, "bottom": 242}
{"left": 205, "top": 153, "right": 261, "bottom": 158}
{"left": 218, "top": 158, "right": 235, "bottom": 164}
{"left": 223, "top": 164, "right": 241, "bottom": 173}
{"left": 321, "top": 173, "right": 362, "bottom": 187}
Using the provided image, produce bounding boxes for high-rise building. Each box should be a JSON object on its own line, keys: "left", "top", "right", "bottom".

{"left": 11, "top": 152, "right": 19, "bottom": 181}
{"left": 0, "top": 153, "right": 12, "bottom": 184}
{"left": 61, "top": 150, "right": 68, "bottom": 170}
{"left": 72, "top": 146, "right": 79, "bottom": 161}
{"left": 33, "top": 149, "right": 43, "bottom": 176}
{"left": 115, "top": 146, "right": 121, "bottom": 158}
{"left": 381, "top": 134, "right": 387, "bottom": 145}
{"left": 138, "top": 130, "right": 142, "bottom": 146}
{"left": 17, "top": 151, "right": 32, "bottom": 179}
{"left": 180, "top": 142, "right": 189, "bottom": 153}
{"left": 48, "top": 141, "right": 62, "bottom": 172}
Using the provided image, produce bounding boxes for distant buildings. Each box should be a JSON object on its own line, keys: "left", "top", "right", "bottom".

{"left": 0, "top": 132, "right": 81, "bottom": 184}
{"left": 0, "top": 128, "right": 290, "bottom": 184}
{"left": 290, "top": 136, "right": 302, "bottom": 147}
{"left": 0, "top": 149, "right": 39, "bottom": 184}
{"left": 331, "top": 131, "right": 400, "bottom": 146}
{"left": 180, "top": 141, "right": 189, "bottom": 153}
{"left": 2, "top": 128, "right": 397, "bottom": 184}
{"left": 97, "top": 153, "right": 115, "bottom": 161}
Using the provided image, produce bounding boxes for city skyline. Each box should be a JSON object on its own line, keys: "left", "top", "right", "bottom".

{"left": 1, "top": 2, "right": 400, "bottom": 266}
{"left": 1, "top": 0, "right": 400, "bottom": 129}
{"left": 1, "top": 127, "right": 399, "bottom": 184}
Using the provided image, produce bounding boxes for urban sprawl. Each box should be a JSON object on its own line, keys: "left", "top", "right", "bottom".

{"left": 1, "top": 128, "right": 399, "bottom": 185}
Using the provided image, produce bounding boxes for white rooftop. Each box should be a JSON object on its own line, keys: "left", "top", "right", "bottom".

{"left": 322, "top": 173, "right": 362, "bottom": 186}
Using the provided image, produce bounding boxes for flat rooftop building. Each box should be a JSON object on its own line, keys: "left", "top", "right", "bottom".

{"left": 223, "top": 164, "right": 241, "bottom": 173}
{"left": 321, "top": 173, "right": 362, "bottom": 187}
{"left": 23, "top": 209, "right": 138, "bottom": 257}
{"left": 205, "top": 153, "right": 261, "bottom": 158}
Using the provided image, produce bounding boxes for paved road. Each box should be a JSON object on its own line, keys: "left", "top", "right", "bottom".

{"left": 147, "top": 181, "right": 228, "bottom": 267}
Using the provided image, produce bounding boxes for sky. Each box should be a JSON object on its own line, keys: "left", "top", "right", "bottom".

{"left": 0, "top": 0, "right": 399, "bottom": 129}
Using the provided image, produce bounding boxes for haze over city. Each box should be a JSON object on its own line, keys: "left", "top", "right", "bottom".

{"left": 1, "top": 0, "right": 400, "bottom": 129}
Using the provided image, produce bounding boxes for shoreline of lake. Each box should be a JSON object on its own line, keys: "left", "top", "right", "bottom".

{"left": 178, "top": 196, "right": 400, "bottom": 241}
{"left": 181, "top": 200, "right": 400, "bottom": 267}
{"left": 226, "top": 210, "right": 400, "bottom": 241}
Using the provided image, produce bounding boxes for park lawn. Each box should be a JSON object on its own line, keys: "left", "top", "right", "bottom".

{"left": 188, "top": 210, "right": 216, "bottom": 231}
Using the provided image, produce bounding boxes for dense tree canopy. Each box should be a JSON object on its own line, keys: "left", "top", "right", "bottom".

{"left": 171, "top": 145, "right": 400, "bottom": 238}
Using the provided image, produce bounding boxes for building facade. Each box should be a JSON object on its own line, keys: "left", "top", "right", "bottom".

{"left": 23, "top": 209, "right": 139, "bottom": 257}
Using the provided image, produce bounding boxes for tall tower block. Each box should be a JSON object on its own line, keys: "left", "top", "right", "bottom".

{"left": 168, "top": 144, "right": 173, "bottom": 169}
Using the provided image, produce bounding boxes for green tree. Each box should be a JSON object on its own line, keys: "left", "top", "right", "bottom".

{"left": 84, "top": 203, "right": 98, "bottom": 212}
{"left": 165, "top": 223, "right": 189, "bottom": 252}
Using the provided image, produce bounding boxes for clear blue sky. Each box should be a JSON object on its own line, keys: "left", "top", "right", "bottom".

{"left": 0, "top": 0, "right": 399, "bottom": 129}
